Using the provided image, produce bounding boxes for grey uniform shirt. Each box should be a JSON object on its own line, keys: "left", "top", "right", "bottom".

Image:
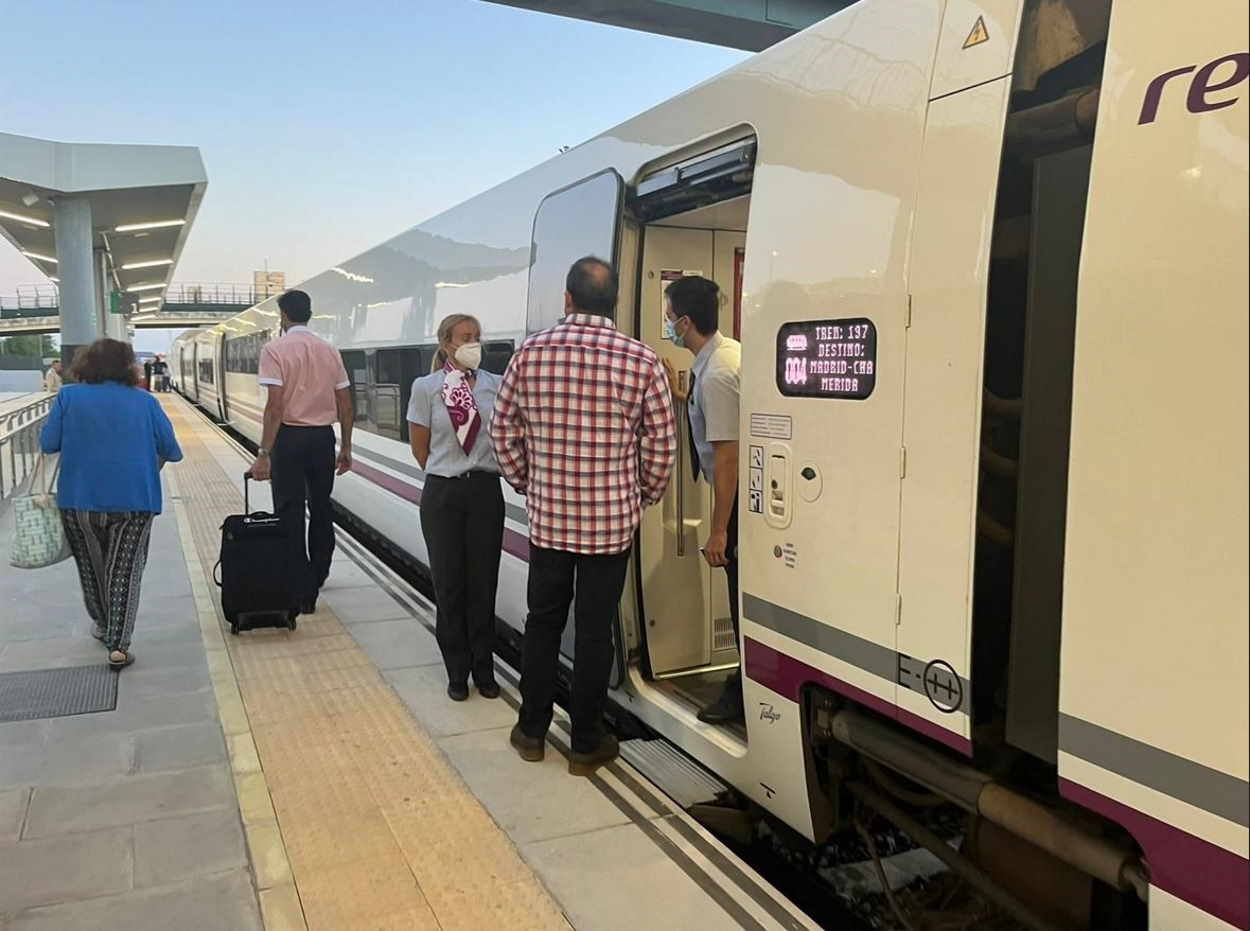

{"left": 689, "top": 332, "right": 741, "bottom": 482}
{"left": 406, "top": 369, "right": 502, "bottom": 478}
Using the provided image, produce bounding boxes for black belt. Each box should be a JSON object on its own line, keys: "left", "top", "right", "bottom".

{"left": 428, "top": 470, "right": 498, "bottom": 481}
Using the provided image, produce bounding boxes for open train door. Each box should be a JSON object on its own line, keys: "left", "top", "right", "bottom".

{"left": 524, "top": 168, "right": 630, "bottom": 688}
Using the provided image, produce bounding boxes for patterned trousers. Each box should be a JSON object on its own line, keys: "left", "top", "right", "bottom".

{"left": 60, "top": 509, "right": 156, "bottom": 653}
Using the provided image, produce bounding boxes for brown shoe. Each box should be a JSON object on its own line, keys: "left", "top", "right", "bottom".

{"left": 568, "top": 733, "right": 618, "bottom": 777}
{"left": 510, "top": 725, "right": 544, "bottom": 762}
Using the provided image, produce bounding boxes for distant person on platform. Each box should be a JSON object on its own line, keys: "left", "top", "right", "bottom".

{"left": 40, "top": 338, "right": 183, "bottom": 670}
{"left": 143, "top": 358, "right": 153, "bottom": 391}
{"left": 661, "top": 275, "right": 743, "bottom": 724}
{"left": 494, "top": 257, "right": 676, "bottom": 776}
{"left": 150, "top": 355, "right": 169, "bottom": 392}
{"left": 248, "top": 290, "right": 354, "bottom": 613}
{"left": 43, "top": 359, "right": 63, "bottom": 393}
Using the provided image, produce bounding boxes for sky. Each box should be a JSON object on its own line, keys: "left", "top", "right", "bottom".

{"left": 2, "top": 0, "right": 747, "bottom": 352}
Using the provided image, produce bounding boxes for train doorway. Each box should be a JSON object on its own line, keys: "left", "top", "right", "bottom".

{"left": 625, "top": 134, "right": 754, "bottom": 739}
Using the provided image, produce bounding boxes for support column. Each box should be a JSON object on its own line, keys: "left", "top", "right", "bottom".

{"left": 53, "top": 196, "right": 99, "bottom": 370}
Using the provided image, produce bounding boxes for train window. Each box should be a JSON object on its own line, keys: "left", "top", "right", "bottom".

{"left": 480, "top": 340, "right": 514, "bottom": 375}
{"left": 225, "top": 332, "right": 267, "bottom": 375}
{"left": 340, "top": 350, "right": 371, "bottom": 431}
{"left": 197, "top": 357, "right": 215, "bottom": 385}
{"left": 526, "top": 169, "right": 623, "bottom": 335}
{"left": 374, "top": 347, "right": 427, "bottom": 442}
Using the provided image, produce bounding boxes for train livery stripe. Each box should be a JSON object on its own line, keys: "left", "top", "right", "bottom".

{"left": 741, "top": 593, "right": 971, "bottom": 716}
{"left": 742, "top": 637, "right": 971, "bottom": 755}
{"left": 1060, "top": 714, "right": 1250, "bottom": 830}
{"left": 350, "top": 458, "right": 531, "bottom": 561}
{"left": 1059, "top": 779, "right": 1250, "bottom": 931}
{"left": 350, "top": 444, "right": 529, "bottom": 527}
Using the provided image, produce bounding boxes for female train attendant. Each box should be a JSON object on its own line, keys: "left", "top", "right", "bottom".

{"left": 407, "top": 314, "right": 505, "bottom": 701}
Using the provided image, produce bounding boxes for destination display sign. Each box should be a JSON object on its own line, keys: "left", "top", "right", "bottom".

{"left": 776, "top": 318, "right": 877, "bottom": 400}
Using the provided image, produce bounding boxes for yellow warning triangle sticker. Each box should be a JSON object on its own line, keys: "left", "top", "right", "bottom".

{"left": 963, "top": 15, "right": 990, "bottom": 49}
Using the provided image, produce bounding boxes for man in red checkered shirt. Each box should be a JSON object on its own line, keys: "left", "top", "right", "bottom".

{"left": 494, "top": 256, "right": 676, "bottom": 775}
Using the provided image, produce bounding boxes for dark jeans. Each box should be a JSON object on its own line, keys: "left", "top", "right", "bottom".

{"left": 271, "top": 424, "right": 336, "bottom": 601}
{"left": 419, "top": 471, "right": 505, "bottom": 686}
{"left": 518, "top": 546, "right": 631, "bottom": 753}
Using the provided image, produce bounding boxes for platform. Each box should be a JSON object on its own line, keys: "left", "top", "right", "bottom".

{"left": 0, "top": 393, "right": 816, "bottom": 931}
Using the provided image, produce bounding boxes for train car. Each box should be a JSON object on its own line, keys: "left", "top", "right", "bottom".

{"left": 176, "top": 0, "right": 1249, "bottom": 927}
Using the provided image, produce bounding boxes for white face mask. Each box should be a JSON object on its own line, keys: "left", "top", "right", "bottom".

{"left": 454, "top": 342, "right": 482, "bottom": 370}
{"left": 663, "top": 316, "right": 686, "bottom": 348}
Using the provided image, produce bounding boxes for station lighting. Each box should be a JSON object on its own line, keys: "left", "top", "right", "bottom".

{"left": 120, "top": 258, "right": 174, "bottom": 270}
{"left": 126, "top": 283, "right": 166, "bottom": 292}
{"left": 0, "top": 209, "right": 51, "bottom": 228}
{"left": 138, "top": 296, "right": 163, "bottom": 304}
{"left": 114, "top": 219, "right": 186, "bottom": 232}
{"left": 22, "top": 251, "right": 58, "bottom": 263}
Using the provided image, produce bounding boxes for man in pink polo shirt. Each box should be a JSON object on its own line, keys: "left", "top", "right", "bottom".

{"left": 248, "top": 290, "right": 353, "bottom": 611}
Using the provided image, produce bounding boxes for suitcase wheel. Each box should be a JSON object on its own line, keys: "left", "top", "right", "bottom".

{"left": 287, "top": 612, "right": 298, "bottom": 632}
{"left": 230, "top": 621, "right": 240, "bottom": 636}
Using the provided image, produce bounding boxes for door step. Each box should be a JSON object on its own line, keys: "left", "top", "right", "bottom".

{"left": 618, "top": 738, "right": 729, "bottom": 809}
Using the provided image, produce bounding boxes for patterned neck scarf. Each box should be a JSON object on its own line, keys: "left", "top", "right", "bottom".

{"left": 441, "top": 361, "right": 480, "bottom": 453}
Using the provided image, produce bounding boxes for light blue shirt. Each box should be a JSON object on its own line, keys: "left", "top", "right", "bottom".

{"left": 406, "top": 369, "right": 501, "bottom": 478}
{"left": 689, "top": 332, "right": 741, "bottom": 482}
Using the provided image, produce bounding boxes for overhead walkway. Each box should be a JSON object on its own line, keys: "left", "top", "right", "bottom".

{"left": 0, "top": 283, "right": 262, "bottom": 335}
{"left": 0, "top": 392, "right": 816, "bottom": 931}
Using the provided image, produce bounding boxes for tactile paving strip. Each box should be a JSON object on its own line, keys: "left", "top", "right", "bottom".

{"left": 0, "top": 663, "right": 118, "bottom": 722}
{"left": 164, "top": 399, "right": 572, "bottom": 931}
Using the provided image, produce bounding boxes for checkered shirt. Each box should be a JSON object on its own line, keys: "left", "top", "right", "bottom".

{"left": 493, "top": 313, "right": 677, "bottom": 555}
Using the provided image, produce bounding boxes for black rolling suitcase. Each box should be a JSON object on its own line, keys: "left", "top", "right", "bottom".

{"left": 214, "top": 474, "right": 301, "bottom": 635}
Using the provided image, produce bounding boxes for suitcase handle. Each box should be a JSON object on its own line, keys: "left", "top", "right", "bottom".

{"left": 243, "top": 471, "right": 251, "bottom": 515}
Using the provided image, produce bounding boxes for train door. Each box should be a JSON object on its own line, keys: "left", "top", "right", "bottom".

{"left": 217, "top": 332, "right": 230, "bottom": 422}
{"left": 188, "top": 342, "right": 200, "bottom": 404}
{"left": 628, "top": 135, "right": 754, "bottom": 724}
{"left": 524, "top": 169, "right": 629, "bottom": 686}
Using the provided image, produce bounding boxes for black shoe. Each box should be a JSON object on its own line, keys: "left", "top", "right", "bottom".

{"left": 509, "top": 724, "right": 545, "bottom": 762}
{"left": 697, "top": 680, "right": 745, "bottom": 725}
{"left": 568, "top": 733, "right": 619, "bottom": 777}
{"left": 476, "top": 680, "right": 501, "bottom": 700}
{"left": 447, "top": 682, "right": 469, "bottom": 702}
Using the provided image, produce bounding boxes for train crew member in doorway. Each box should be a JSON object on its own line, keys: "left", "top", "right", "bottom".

{"left": 494, "top": 256, "right": 677, "bottom": 775}
{"left": 40, "top": 338, "right": 183, "bottom": 669}
{"left": 248, "top": 290, "right": 354, "bottom": 613}
{"left": 407, "top": 313, "right": 505, "bottom": 702}
{"left": 43, "top": 359, "right": 63, "bottom": 393}
{"left": 661, "top": 276, "right": 744, "bottom": 724}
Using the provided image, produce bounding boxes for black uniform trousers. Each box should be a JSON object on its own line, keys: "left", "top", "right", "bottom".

{"left": 518, "top": 546, "right": 631, "bottom": 754}
{"left": 419, "top": 471, "right": 505, "bottom": 687}
{"left": 271, "top": 424, "right": 336, "bottom": 602}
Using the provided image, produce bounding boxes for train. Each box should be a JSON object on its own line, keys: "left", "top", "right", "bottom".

{"left": 172, "top": 0, "right": 1249, "bottom": 927}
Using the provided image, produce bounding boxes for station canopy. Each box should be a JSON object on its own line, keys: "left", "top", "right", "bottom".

{"left": 0, "top": 132, "right": 206, "bottom": 310}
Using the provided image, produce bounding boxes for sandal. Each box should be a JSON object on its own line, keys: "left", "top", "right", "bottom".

{"left": 108, "top": 650, "right": 135, "bottom": 670}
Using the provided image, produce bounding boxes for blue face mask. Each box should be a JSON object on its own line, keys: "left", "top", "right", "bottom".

{"left": 664, "top": 316, "right": 686, "bottom": 348}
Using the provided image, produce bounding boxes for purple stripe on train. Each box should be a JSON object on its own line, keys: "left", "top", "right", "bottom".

{"left": 743, "top": 637, "right": 972, "bottom": 755}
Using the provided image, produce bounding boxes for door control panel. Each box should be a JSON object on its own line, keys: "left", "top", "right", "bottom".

{"left": 765, "top": 444, "right": 792, "bottom": 529}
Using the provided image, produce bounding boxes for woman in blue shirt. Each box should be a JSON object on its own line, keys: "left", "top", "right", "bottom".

{"left": 40, "top": 338, "right": 183, "bottom": 669}
{"left": 407, "top": 314, "right": 504, "bottom": 702}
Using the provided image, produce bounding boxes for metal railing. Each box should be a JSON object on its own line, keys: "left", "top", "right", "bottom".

{"left": 0, "top": 285, "right": 59, "bottom": 316}
{"left": 0, "top": 394, "right": 54, "bottom": 501}
{"left": 1, "top": 282, "right": 273, "bottom": 318}
{"left": 162, "top": 283, "right": 279, "bottom": 306}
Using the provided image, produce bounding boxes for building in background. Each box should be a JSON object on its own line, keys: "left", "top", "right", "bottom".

{"left": 254, "top": 270, "right": 285, "bottom": 300}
